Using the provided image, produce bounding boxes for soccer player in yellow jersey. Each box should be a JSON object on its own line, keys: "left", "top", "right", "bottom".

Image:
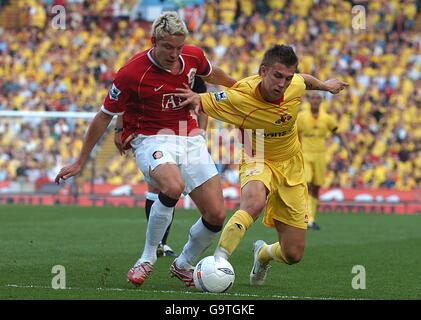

{"left": 297, "top": 92, "right": 338, "bottom": 230}
{"left": 176, "top": 45, "right": 348, "bottom": 285}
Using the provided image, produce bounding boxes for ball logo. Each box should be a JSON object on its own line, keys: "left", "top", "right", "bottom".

{"left": 304, "top": 214, "right": 309, "bottom": 223}
{"left": 217, "top": 267, "right": 235, "bottom": 276}
{"left": 152, "top": 151, "right": 163, "bottom": 159}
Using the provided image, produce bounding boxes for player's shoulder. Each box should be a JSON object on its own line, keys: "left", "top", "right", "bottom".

{"left": 181, "top": 44, "right": 205, "bottom": 57}
{"left": 234, "top": 75, "right": 261, "bottom": 91}
{"left": 117, "top": 49, "right": 150, "bottom": 77}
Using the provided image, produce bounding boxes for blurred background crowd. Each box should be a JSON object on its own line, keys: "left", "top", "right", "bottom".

{"left": 0, "top": 0, "right": 420, "bottom": 192}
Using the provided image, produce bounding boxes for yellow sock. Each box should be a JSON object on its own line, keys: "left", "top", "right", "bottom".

{"left": 216, "top": 210, "right": 254, "bottom": 257}
{"left": 258, "top": 242, "right": 287, "bottom": 264}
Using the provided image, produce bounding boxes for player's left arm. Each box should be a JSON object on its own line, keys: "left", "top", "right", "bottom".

{"left": 300, "top": 74, "right": 349, "bottom": 94}
{"left": 201, "top": 65, "right": 237, "bottom": 88}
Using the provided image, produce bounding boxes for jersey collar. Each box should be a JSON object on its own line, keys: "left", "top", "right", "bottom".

{"left": 147, "top": 48, "right": 185, "bottom": 74}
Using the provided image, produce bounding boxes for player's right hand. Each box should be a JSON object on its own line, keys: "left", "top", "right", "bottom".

{"left": 55, "top": 163, "right": 82, "bottom": 184}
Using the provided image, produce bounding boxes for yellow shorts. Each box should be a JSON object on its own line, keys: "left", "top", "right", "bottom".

{"left": 303, "top": 151, "right": 326, "bottom": 187}
{"left": 239, "top": 152, "right": 309, "bottom": 230}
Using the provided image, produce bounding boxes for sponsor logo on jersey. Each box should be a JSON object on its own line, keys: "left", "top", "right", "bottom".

{"left": 109, "top": 83, "right": 121, "bottom": 101}
{"left": 152, "top": 151, "right": 163, "bottom": 159}
{"left": 214, "top": 91, "right": 227, "bottom": 102}
{"left": 162, "top": 94, "right": 183, "bottom": 110}
{"left": 275, "top": 113, "right": 292, "bottom": 125}
{"left": 154, "top": 84, "right": 164, "bottom": 92}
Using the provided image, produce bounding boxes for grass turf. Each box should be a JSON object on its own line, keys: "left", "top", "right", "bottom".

{"left": 0, "top": 205, "right": 420, "bottom": 300}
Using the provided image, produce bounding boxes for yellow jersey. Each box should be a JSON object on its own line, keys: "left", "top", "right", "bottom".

{"left": 200, "top": 74, "right": 306, "bottom": 162}
{"left": 297, "top": 109, "right": 337, "bottom": 152}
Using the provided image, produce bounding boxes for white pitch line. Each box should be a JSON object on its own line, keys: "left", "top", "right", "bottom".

{"left": 3, "top": 284, "right": 362, "bottom": 300}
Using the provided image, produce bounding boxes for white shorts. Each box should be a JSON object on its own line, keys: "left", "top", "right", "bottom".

{"left": 131, "top": 134, "right": 218, "bottom": 195}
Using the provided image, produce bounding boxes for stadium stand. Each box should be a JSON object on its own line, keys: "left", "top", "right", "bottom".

{"left": 0, "top": 0, "right": 420, "bottom": 196}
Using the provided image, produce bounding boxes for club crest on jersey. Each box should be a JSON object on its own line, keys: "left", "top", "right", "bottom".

{"left": 152, "top": 151, "right": 163, "bottom": 159}
{"left": 214, "top": 91, "right": 227, "bottom": 102}
{"left": 187, "top": 68, "right": 197, "bottom": 84}
{"left": 275, "top": 113, "right": 292, "bottom": 125}
{"left": 109, "top": 83, "right": 121, "bottom": 101}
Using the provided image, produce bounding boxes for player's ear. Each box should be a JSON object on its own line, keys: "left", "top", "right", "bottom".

{"left": 151, "top": 36, "right": 157, "bottom": 47}
{"left": 259, "top": 65, "right": 267, "bottom": 77}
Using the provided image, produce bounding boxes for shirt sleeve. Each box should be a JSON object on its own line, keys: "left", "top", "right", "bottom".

{"left": 195, "top": 47, "right": 212, "bottom": 77}
{"left": 102, "top": 70, "right": 131, "bottom": 116}
{"left": 200, "top": 89, "right": 245, "bottom": 127}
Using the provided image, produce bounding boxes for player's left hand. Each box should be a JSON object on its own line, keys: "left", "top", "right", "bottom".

{"left": 176, "top": 84, "right": 202, "bottom": 115}
{"left": 324, "top": 79, "right": 349, "bottom": 94}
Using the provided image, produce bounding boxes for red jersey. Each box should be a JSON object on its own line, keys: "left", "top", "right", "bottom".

{"left": 102, "top": 45, "right": 212, "bottom": 137}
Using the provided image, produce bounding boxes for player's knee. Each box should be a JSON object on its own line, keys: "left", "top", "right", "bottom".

{"left": 161, "top": 180, "right": 185, "bottom": 199}
{"left": 205, "top": 207, "right": 226, "bottom": 226}
{"left": 242, "top": 199, "right": 265, "bottom": 218}
{"left": 283, "top": 247, "right": 304, "bottom": 265}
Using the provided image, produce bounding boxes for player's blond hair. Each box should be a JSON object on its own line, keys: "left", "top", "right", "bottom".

{"left": 151, "top": 11, "right": 189, "bottom": 41}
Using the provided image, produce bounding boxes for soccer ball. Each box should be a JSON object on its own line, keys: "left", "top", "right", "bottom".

{"left": 193, "top": 256, "right": 235, "bottom": 293}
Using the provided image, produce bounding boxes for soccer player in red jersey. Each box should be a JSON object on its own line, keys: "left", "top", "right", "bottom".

{"left": 114, "top": 76, "right": 209, "bottom": 258}
{"left": 55, "top": 12, "right": 236, "bottom": 287}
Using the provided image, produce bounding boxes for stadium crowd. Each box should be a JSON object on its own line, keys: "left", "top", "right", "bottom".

{"left": 0, "top": 0, "right": 420, "bottom": 191}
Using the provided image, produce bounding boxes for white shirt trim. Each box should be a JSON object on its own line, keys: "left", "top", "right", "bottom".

{"left": 147, "top": 48, "right": 184, "bottom": 74}
{"left": 101, "top": 105, "right": 124, "bottom": 116}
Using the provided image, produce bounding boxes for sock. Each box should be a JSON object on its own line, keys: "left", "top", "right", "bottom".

{"left": 258, "top": 242, "right": 288, "bottom": 264}
{"left": 308, "top": 195, "right": 318, "bottom": 224}
{"left": 145, "top": 192, "right": 174, "bottom": 245}
{"left": 138, "top": 193, "right": 178, "bottom": 264}
{"left": 176, "top": 217, "right": 222, "bottom": 269}
{"left": 161, "top": 209, "right": 175, "bottom": 245}
{"left": 214, "top": 210, "right": 254, "bottom": 259}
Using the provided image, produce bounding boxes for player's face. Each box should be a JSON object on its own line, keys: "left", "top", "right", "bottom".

{"left": 309, "top": 92, "right": 322, "bottom": 112}
{"left": 260, "top": 62, "right": 296, "bottom": 101}
{"left": 152, "top": 34, "right": 185, "bottom": 69}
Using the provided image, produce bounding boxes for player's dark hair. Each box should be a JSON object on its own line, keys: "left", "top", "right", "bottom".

{"left": 260, "top": 45, "right": 298, "bottom": 69}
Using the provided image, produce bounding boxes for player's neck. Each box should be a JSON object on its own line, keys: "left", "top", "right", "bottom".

{"left": 258, "top": 84, "right": 283, "bottom": 104}
{"left": 151, "top": 49, "right": 181, "bottom": 74}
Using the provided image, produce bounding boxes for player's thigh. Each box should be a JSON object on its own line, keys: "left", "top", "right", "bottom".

{"left": 239, "top": 162, "right": 272, "bottom": 218}
{"left": 189, "top": 175, "right": 225, "bottom": 225}
{"left": 134, "top": 136, "right": 183, "bottom": 195}
{"left": 263, "top": 182, "right": 309, "bottom": 230}
{"left": 239, "top": 180, "right": 268, "bottom": 219}
{"left": 274, "top": 219, "right": 306, "bottom": 263}
{"left": 150, "top": 163, "right": 185, "bottom": 196}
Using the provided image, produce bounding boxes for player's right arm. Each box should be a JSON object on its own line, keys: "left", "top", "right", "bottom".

{"left": 55, "top": 111, "right": 113, "bottom": 183}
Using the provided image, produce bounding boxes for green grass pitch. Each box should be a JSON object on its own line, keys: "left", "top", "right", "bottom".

{"left": 1, "top": 205, "right": 420, "bottom": 300}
